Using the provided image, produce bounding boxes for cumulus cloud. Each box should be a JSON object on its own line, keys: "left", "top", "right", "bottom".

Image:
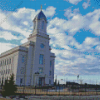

{"left": 0, "top": 31, "right": 19, "bottom": 40}
{"left": 82, "top": 0, "right": 90, "bottom": 9}
{"left": 0, "top": 6, "right": 56, "bottom": 39}
{"left": 65, "top": 0, "right": 82, "bottom": 5}
{"left": 48, "top": 8, "right": 100, "bottom": 76}
{"left": 0, "top": 6, "right": 100, "bottom": 78}
{"left": 0, "top": 43, "right": 17, "bottom": 54}
{"left": 64, "top": 8, "right": 100, "bottom": 36}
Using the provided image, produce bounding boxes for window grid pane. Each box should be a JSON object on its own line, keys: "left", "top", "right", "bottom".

{"left": 39, "top": 54, "right": 44, "bottom": 64}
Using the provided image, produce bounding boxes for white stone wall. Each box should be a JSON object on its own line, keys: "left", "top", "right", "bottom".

{"left": 0, "top": 10, "right": 55, "bottom": 87}
{"left": 16, "top": 46, "right": 28, "bottom": 86}
{"left": 0, "top": 51, "right": 19, "bottom": 85}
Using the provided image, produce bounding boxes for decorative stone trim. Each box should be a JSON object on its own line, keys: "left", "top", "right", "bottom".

{"left": 0, "top": 49, "right": 28, "bottom": 58}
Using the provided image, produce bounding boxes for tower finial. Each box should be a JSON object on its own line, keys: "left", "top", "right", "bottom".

{"left": 41, "top": 5, "right": 42, "bottom": 11}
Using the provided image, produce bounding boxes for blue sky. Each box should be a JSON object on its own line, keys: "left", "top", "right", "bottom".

{"left": 0, "top": 0, "right": 100, "bottom": 84}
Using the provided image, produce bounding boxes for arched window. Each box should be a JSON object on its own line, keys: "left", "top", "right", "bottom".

{"left": 41, "top": 21, "right": 44, "bottom": 29}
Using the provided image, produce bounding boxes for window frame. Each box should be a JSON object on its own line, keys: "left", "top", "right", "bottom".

{"left": 39, "top": 54, "right": 44, "bottom": 65}
{"left": 41, "top": 21, "right": 44, "bottom": 29}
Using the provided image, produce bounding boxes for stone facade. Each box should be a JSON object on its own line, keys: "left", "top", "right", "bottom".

{"left": 0, "top": 10, "right": 55, "bottom": 86}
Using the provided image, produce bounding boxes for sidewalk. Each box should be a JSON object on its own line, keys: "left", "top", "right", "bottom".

{"left": 24, "top": 95, "right": 100, "bottom": 100}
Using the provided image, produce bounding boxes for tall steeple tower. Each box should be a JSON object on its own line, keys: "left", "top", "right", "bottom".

{"left": 28, "top": 6, "right": 49, "bottom": 42}
{"left": 33, "top": 6, "right": 47, "bottom": 35}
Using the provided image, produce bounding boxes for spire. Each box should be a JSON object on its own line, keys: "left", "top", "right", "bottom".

{"left": 33, "top": 5, "right": 47, "bottom": 22}
{"left": 41, "top": 5, "right": 42, "bottom": 11}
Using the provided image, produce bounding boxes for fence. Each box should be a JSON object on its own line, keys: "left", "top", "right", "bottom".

{"left": 16, "top": 85, "right": 100, "bottom": 96}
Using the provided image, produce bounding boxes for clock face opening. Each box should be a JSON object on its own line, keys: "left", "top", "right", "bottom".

{"left": 40, "top": 44, "right": 44, "bottom": 48}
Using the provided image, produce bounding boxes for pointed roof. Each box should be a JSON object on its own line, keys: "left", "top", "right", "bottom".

{"left": 33, "top": 10, "right": 47, "bottom": 22}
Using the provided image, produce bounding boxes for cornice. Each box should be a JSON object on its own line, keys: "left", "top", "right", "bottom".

{"left": 0, "top": 47, "right": 28, "bottom": 58}
{"left": 28, "top": 33, "right": 50, "bottom": 40}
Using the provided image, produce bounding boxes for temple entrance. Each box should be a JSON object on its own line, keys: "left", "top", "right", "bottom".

{"left": 39, "top": 77, "right": 45, "bottom": 86}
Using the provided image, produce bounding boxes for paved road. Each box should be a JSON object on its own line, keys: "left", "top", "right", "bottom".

{"left": 1, "top": 95, "right": 100, "bottom": 100}
{"left": 25, "top": 95, "right": 100, "bottom": 100}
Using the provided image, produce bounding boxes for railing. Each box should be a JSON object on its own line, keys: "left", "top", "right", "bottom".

{"left": 15, "top": 85, "right": 100, "bottom": 96}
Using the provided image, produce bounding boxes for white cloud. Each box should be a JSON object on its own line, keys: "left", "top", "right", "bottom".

{"left": 0, "top": 6, "right": 100, "bottom": 77}
{"left": 0, "top": 31, "right": 18, "bottom": 40}
{"left": 44, "top": 6, "right": 56, "bottom": 17}
{"left": 47, "top": 8, "right": 100, "bottom": 76}
{"left": 21, "top": 38, "right": 28, "bottom": 44}
{"left": 64, "top": 8, "right": 100, "bottom": 36}
{"left": 82, "top": 0, "right": 90, "bottom": 9}
{"left": 64, "top": 8, "right": 80, "bottom": 19}
{"left": 0, "top": 43, "right": 17, "bottom": 54}
{"left": 83, "top": 37, "right": 99, "bottom": 46}
{"left": 65, "top": 0, "right": 82, "bottom": 5}
{"left": 0, "top": 6, "right": 56, "bottom": 39}
{"left": 23, "top": 21, "right": 28, "bottom": 25}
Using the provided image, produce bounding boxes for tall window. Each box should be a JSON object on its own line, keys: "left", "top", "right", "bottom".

{"left": 9, "top": 58, "right": 11, "bottom": 64}
{"left": 3, "top": 61, "right": 4, "bottom": 66}
{"left": 20, "top": 78, "right": 23, "bottom": 86}
{"left": 49, "top": 71, "right": 51, "bottom": 76}
{"left": 50, "top": 61, "right": 52, "bottom": 67}
{"left": 5, "top": 60, "right": 6, "bottom": 65}
{"left": 7, "top": 59, "right": 8, "bottom": 65}
{"left": 49, "top": 79, "right": 51, "bottom": 84}
{"left": 41, "top": 21, "right": 44, "bottom": 29}
{"left": 22, "top": 56, "right": 25, "bottom": 63}
{"left": 1, "top": 61, "right": 2, "bottom": 66}
{"left": 34, "top": 21, "right": 36, "bottom": 29}
{"left": 39, "top": 54, "right": 44, "bottom": 64}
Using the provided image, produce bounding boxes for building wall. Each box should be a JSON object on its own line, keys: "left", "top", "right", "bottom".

{"left": 0, "top": 46, "right": 28, "bottom": 85}
{"left": 0, "top": 51, "right": 19, "bottom": 85}
{"left": 16, "top": 47, "right": 28, "bottom": 86}
{"left": 0, "top": 11, "right": 55, "bottom": 86}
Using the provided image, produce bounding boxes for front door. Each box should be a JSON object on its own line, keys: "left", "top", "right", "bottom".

{"left": 39, "top": 77, "right": 42, "bottom": 86}
{"left": 39, "top": 77, "right": 45, "bottom": 86}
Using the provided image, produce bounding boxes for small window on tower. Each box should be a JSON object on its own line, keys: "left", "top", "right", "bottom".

{"left": 41, "top": 21, "right": 44, "bottom": 29}
{"left": 22, "top": 56, "right": 25, "bottom": 63}
{"left": 34, "top": 21, "right": 36, "bottom": 29}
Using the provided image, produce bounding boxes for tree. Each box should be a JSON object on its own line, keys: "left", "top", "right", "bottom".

{"left": 54, "top": 79, "right": 57, "bottom": 86}
{"left": 2, "top": 79, "right": 9, "bottom": 96}
{"left": 2, "top": 73, "right": 17, "bottom": 96}
{"left": 1, "top": 79, "right": 3, "bottom": 88}
{"left": 8, "top": 73, "right": 17, "bottom": 95}
{"left": 58, "top": 81, "right": 59, "bottom": 86}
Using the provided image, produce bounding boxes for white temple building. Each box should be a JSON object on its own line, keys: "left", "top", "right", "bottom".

{"left": 0, "top": 8, "right": 55, "bottom": 86}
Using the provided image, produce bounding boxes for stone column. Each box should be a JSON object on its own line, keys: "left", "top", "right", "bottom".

{"left": 25, "top": 42, "right": 34, "bottom": 86}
